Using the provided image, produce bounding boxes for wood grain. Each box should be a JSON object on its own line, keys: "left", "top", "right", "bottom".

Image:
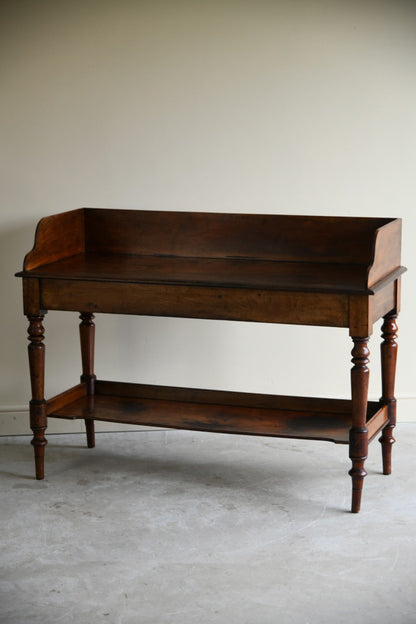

{"left": 48, "top": 381, "right": 388, "bottom": 446}
{"left": 16, "top": 208, "right": 405, "bottom": 511}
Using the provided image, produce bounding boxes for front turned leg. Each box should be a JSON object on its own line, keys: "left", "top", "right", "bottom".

{"left": 349, "top": 337, "right": 370, "bottom": 513}
{"left": 79, "top": 312, "right": 96, "bottom": 448}
{"left": 27, "top": 315, "right": 47, "bottom": 479}
{"left": 379, "top": 314, "right": 398, "bottom": 475}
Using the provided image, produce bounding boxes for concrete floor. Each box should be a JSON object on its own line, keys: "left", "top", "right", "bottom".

{"left": 1, "top": 425, "right": 415, "bottom": 624}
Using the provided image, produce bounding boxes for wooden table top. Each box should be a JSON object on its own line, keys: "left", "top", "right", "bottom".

{"left": 19, "top": 252, "right": 385, "bottom": 295}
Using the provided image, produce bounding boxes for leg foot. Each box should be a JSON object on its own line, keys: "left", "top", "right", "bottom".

{"left": 349, "top": 466, "right": 367, "bottom": 513}
{"left": 85, "top": 419, "right": 95, "bottom": 448}
{"left": 31, "top": 422, "right": 47, "bottom": 480}
{"left": 379, "top": 425, "right": 395, "bottom": 475}
{"left": 349, "top": 432, "right": 368, "bottom": 513}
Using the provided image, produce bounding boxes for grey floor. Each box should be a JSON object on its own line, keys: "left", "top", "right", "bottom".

{"left": 1, "top": 425, "right": 415, "bottom": 624}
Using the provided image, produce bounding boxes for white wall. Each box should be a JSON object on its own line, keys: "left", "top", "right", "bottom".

{"left": 1, "top": 0, "right": 415, "bottom": 434}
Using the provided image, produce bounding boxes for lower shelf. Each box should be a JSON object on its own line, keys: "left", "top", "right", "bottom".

{"left": 46, "top": 380, "right": 389, "bottom": 445}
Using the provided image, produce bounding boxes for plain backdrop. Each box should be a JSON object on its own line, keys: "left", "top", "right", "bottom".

{"left": 1, "top": 0, "right": 415, "bottom": 434}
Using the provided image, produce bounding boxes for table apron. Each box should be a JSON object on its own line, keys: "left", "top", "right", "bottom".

{"left": 38, "top": 278, "right": 353, "bottom": 327}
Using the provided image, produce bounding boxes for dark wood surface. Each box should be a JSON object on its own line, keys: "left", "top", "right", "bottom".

{"left": 16, "top": 208, "right": 405, "bottom": 512}
{"left": 18, "top": 208, "right": 404, "bottom": 288}
{"left": 16, "top": 209, "right": 405, "bottom": 331}
{"left": 379, "top": 314, "right": 399, "bottom": 475}
{"left": 85, "top": 210, "right": 387, "bottom": 261}
{"left": 47, "top": 380, "right": 388, "bottom": 445}
{"left": 37, "top": 278, "right": 352, "bottom": 327}
{"left": 79, "top": 312, "right": 96, "bottom": 448}
{"left": 27, "top": 315, "right": 47, "bottom": 479}
{"left": 21, "top": 252, "right": 374, "bottom": 294}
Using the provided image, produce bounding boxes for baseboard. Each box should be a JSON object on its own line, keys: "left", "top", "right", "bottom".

{"left": 1, "top": 397, "right": 414, "bottom": 436}
{"left": 0, "top": 409, "right": 84, "bottom": 435}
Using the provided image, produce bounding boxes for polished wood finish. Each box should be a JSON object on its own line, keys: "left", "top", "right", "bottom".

{"left": 48, "top": 380, "right": 388, "bottom": 445}
{"left": 27, "top": 315, "right": 47, "bottom": 480}
{"left": 46, "top": 383, "right": 87, "bottom": 414}
{"left": 79, "top": 312, "right": 96, "bottom": 448}
{"left": 379, "top": 313, "right": 399, "bottom": 475}
{"left": 23, "top": 208, "right": 85, "bottom": 271}
{"left": 16, "top": 209, "right": 405, "bottom": 512}
{"left": 39, "top": 279, "right": 350, "bottom": 327}
{"left": 349, "top": 337, "right": 370, "bottom": 513}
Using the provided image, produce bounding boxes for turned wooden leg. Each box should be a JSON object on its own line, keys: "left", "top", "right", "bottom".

{"left": 379, "top": 313, "right": 398, "bottom": 475}
{"left": 349, "top": 337, "right": 370, "bottom": 513}
{"left": 79, "top": 312, "right": 96, "bottom": 448}
{"left": 27, "top": 314, "right": 47, "bottom": 479}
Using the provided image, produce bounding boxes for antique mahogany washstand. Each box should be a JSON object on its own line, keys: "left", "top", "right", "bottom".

{"left": 16, "top": 208, "right": 406, "bottom": 512}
